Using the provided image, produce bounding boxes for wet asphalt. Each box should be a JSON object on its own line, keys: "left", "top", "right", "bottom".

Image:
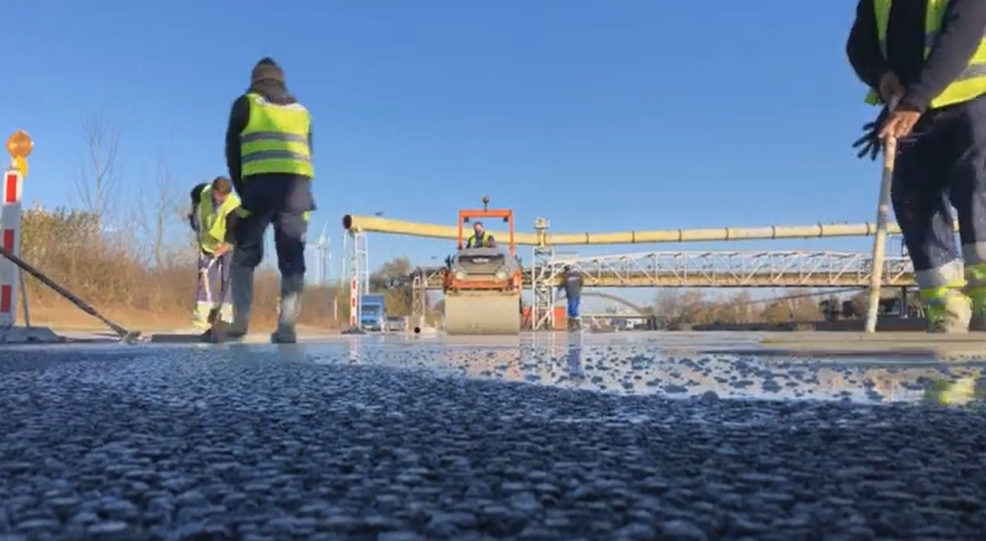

{"left": 0, "top": 331, "right": 985, "bottom": 540}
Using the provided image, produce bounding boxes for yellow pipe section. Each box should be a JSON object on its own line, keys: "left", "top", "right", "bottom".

{"left": 342, "top": 214, "right": 956, "bottom": 246}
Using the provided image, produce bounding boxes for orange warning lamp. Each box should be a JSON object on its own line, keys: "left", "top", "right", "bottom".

{"left": 6, "top": 130, "right": 32, "bottom": 159}
{"left": 6, "top": 130, "right": 32, "bottom": 178}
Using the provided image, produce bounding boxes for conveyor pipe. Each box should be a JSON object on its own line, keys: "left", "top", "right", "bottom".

{"left": 341, "top": 214, "right": 949, "bottom": 246}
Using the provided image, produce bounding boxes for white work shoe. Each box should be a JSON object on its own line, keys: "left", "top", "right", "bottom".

{"left": 272, "top": 275, "right": 304, "bottom": 344}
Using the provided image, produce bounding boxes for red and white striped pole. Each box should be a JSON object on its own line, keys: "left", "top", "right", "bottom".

{"left": 349, "top": 277, "right": 358, "bottom": 328}
{"left": 0, "top": 168, "right": 23, "bottom": 328}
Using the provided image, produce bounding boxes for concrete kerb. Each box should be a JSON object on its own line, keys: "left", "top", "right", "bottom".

{"left": 0, "top": 325, "right": 64, "bottom": 344}
{"left": 758, "top": 331, "right": 986, "bottom": 361}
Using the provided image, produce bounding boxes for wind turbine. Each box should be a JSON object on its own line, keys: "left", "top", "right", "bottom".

{"left": 307, "top": 219, "right": 331, "bottom": 284}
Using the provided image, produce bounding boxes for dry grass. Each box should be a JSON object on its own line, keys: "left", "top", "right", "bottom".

{"left": 11, "top": 208, "right": 348, "bottom": 332}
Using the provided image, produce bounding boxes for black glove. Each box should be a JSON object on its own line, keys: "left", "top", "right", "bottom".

{"left": 852, "top": 106, "right": 891, "bottom": 161}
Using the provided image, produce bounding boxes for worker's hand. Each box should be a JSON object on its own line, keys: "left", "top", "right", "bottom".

{"left": 213, "top": 243, "right": 230, "bottom": 257}
{"left": 878, "top": 72, "right": 903, "bottom": 103}
{"left": 879, "top": 104, "right": 921, "bottom": 140}
{"left": 852, "top": 106, "right": 891, "bottom": 160}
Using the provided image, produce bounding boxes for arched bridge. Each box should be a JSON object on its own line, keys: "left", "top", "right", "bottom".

{"left": 578, "top": 291, "right": 651, "bottom": 315}
{"left": 409, "top": 250, "right": 914, "bottom": 288}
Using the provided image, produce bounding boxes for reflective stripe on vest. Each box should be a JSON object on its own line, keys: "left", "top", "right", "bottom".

{"left": 240, "top": 93, "right": 314, "bottom": 178}
{"left": 864, "top": 0, "right": 986, "bottom": 109}
{"left": 467, "top": 232, "right": 488, "bottom": 247}
{"left": 197, "top": 185, "right": 241, "bottom": 253}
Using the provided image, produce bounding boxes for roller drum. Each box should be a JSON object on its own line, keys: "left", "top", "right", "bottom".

{"left": 444, "top": 292, "right": 522, "bottom": 335}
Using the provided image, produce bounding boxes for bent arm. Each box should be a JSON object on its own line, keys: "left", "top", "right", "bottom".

{"left": 223, "top": 210, "right": 240, "bottom": 245}
{"left": 225, "top": 96, "right": 249, "bottom": 193}
{"left": 846, "top": 0, "right": 888, "bottom": 92}
{"left": 902, "top": 0, "right": 986, "bottom": 111}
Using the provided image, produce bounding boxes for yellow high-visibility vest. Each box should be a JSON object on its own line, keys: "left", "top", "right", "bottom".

{"left": 467, "top": 231, "right": 490, "bottom": 248}
{"left": 196, "top": 185, "right": 241, "bottom": 253}
{"left": 240, "top": 93, "right": 314, "bottom": 178}
{"left": 865, "top": 0, "right": 986, "bottom": 109}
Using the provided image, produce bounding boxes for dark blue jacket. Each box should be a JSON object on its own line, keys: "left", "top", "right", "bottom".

{"left": 846, "top": 0, "right": 986, "bottom": 113}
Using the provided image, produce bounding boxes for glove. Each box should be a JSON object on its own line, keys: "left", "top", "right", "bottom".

{"left": 852, "top": 106, "right": 891, "bottom": 161}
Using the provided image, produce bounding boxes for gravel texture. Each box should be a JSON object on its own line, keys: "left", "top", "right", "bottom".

{"left": 0, "top": 344, "right": 984, "bottom": 540}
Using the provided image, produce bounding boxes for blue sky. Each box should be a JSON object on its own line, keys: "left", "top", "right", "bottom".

{"left": 2, "top": 0, "right": 893, "bottom": 308}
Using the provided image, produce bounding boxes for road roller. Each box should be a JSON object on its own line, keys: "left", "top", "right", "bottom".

{"left": 441, "top": 205, "right": 523, "bottom": 335}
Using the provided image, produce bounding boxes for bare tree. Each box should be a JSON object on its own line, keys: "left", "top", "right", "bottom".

{"left": 75, "top": 109, "right": 122, "bottom": 234}
{"left": 135, "top": 156, "right": 181, "bottom": 269}
{"left": 653, "top": 289, "right": 707, "bottom": 327}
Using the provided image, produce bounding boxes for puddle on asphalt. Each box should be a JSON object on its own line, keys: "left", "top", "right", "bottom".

{"left": 307, "top": 332, "right": 986, "bottom": 407}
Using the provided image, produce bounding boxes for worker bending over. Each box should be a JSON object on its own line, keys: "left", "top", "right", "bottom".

{"left": 558, "top": 266, "right": 583, "bottom": 330}
{"left": 847, "top": 0, "right": 986, "bottom": 332}
{"left": 225, "top": 57, "right": 316, "bottom": 344}
{"left": 466, "top": 221, "right": 495, "bottom": 248}
{"left": 188, "top": 176, "right": 240, "bottom": 341}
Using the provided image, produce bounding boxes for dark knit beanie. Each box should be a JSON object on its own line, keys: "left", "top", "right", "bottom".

{"left": 251, "top": 57, "right": 285, "bottom": 85}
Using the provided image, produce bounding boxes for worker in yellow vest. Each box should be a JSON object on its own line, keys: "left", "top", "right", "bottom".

{"left": 188, "top": 176, "right": 241, "bottom": 341}
{"left": 465, "top": 221, "right": 495, "bottom": 248}
{"left": 848, "top": 0, "right": 986, "bottom": 333}
{"left": 224, "top": 57, "right": 315, "bottom": 344}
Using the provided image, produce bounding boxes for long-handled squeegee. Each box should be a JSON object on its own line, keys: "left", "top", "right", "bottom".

{"left": 865, "top": 96, "right": 900, "bottom": 334}
{"left": 0, "top": 245, "right": 140, "bottom": 344}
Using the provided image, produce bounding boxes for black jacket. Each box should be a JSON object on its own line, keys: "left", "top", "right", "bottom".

{"left": 846, "top": 0, "right": 986, "bottom": 113}
{"left": 224, "top": 80, "right": 314, "bottom": 194}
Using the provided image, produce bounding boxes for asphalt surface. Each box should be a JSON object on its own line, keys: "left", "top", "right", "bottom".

{"left": 0, "top": 331, "right": 985, "bottom": 540}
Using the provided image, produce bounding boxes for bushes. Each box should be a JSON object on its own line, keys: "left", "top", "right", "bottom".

{"left": 13, "top": 207, "right": 346, "bottom": 330}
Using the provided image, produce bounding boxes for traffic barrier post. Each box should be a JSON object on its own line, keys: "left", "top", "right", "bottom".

{"left": 0, "top": 130, "right": 61, "bottom": 344}
{"left": 0, "top": 168, "right": 23, "bottom": 328}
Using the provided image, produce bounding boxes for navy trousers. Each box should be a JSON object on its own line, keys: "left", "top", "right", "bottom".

{"left": 567, "top": 295, "right": 580, "bottom": 318}
{"left": 232, "top": 174, "right": 315, "bottom": 280}
{"left": 891, "top": 94, "right": 986, "bottom": 279}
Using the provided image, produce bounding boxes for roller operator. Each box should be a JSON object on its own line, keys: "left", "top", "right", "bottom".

{"left": 466, "top": 221, "right": 496, "bottom": 248}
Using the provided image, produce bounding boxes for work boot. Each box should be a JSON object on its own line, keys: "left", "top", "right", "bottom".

{"left": 966, "top": 290, "right": 986, "bottom": 331}
{"left": 199, "top": 322, "right": 228, "bottom": 344}
{"left": 271, "top": 275, "right": 304, "bottom": 344}
{"left": 965, "top": 263, "right": 986, "bottom": 331}
{"left": 192, "top": 303, "right": 213, "bottom": 332}
{"left": 228, "top": 265, "right": 255, "bottom": 339}
{"left": 923, "top": 294, "right": 972, "bottom": 333}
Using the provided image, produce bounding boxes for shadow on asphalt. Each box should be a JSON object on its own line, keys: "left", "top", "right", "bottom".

{"left": 148, "top": 333, "right": 207, "bottom": 344}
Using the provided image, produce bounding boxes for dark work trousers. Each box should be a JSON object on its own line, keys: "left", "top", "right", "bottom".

{"left": 891, "top": 94, "right": 986, "bottom": 288}
{"left": 232, "top": 174, "right": 315, "bottom": 280}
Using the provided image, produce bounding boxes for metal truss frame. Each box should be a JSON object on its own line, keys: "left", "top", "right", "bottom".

{"left": 342, "top": 231, "right": 370, "bottom": 329}
{"left": 409, "top": 268, "right": 441, "bottom": 328}
{"left": 530, "top": 246, "right": 556, "bottom": 330}
{"left": 411, "top": 250, "right": 915, "bottom": 289}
